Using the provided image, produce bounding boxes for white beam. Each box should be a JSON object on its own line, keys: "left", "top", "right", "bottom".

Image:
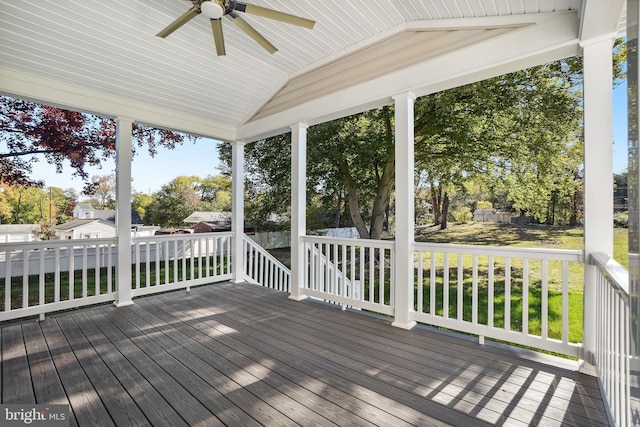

{"left": 231, "top": 142, "right": 245, "bottom": 283}
{"left": 582, "top": 38, "right": 614, "bottom": 370}
{"left": 114, "top": 117, "right": 134, "bottom": 307}
{"left": 290, "top": 123, "right": 308, "bottom": 301}
{"left": 391, "top": 92, "right": 417, "bottom": 330}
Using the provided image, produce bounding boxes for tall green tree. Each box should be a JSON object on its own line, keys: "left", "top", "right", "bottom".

{"left": 144, "top": 175, "right": 232, "bottom": 227}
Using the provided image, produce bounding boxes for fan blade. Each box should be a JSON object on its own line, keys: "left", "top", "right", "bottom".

{"left": 211, "top": 19, "right": 226, "bottom": 56}
{"left": 236, "top": 2, "right": 315, "bottom": 29}
{"left": 156, "top": 6, "right": 200, "bottom": 38}
{"left": 229, "top": 13, "right": 277, "bottom": 54}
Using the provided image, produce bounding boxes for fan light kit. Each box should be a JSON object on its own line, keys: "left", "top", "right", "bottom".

{"left": 157, "top": 0, "right": 316, "bottom": 56}
{"left": 200, "top": 1, "right": 224, "bottom": 19}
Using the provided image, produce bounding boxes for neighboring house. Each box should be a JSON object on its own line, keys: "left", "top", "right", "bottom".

{"left": 183, "top": 211, "right": 232, "bottom": 224}
{"left": 71, "top": 202, "right": 92, "bottom": 219}
{"left": 154, "top": 228, "right": 193, "bottom": 235}
{"left": 0, "top": 224, "right": 41, "bottom": 242}
{"left": 472, "top": 209, "right": 515, "bottom": 224}
{"left": 192, "top": 221, "right": 255, "bottom": 234}
{"left": 51, "top": 219, "right": 116, "bottom": 240}
{"left": 72, "top": 202, "right": 143, "bottom": 225}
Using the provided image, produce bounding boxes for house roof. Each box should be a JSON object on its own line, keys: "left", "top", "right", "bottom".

{"left": 184, "top": 211, "right": 232, "bottom": 223}
{"left": 0, "top": 1, "right": 625, "bottom": 143}
{"left": 75, "top": 203, "right": 95, "bottom": 211}
{"left": 0, "top": 224, "right": 40, "bottom": 234}
{"left": 52, "top": 219, "right": 113, "bottom": 232}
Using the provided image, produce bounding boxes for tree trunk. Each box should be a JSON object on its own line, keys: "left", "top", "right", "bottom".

{"left": 369, "top": 157, "right": 395, "bottom": 240}
{"left": 338, "top": 160, "right": 371, "bottom": 239}
{"left": 440, "top": 192, "right": 450, "bottom": 230}
{"left": 431, "top": 183, "right": 442, "bottom": 226}
{"left": 334, "top": 189, "right": 342, "bottom": 228}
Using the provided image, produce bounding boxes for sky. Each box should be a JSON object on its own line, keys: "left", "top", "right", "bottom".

{"left": 32, "top": 137, "right": 223, "bottom": 195}
{"left": 30, "top": 81, "right": 631, "bottom": 195}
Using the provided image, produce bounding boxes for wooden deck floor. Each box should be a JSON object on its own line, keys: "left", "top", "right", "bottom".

{"left": 1, "top": 283, "right": 609, "bottom": 426}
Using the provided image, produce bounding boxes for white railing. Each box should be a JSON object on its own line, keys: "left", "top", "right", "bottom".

{"left": 0, "top": 239, "right": 117, "bottom": 322}
{"left": 591, "top": 253, "right": 630, "bottom": 427}
{"left": 244, "top": 234, "right": 290, "bottom": 292}
{"left": 131, "top": 232, "right": 233, "bottom": 297}
{"left": 412, "top": 242, "right": 584, "bottom": 358}
{"left": 302, "top": 236, "right": 395, "bottom": 315}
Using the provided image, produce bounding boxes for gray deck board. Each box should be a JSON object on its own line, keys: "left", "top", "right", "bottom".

{"left": 2, "top": 324, "right": 35, "bottom": 404}
{"left": 212, "top": 283, "right": 607, "bottom": 425}
{"left": 1, "top": 282, "right": 611, "bottom": 426}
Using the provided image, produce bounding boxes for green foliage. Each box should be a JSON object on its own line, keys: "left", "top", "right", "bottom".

{"left": 451, "top": 206, "right": 473, "bottom": 223}
{"left": 143, "top": 175, "right": 231, "bottom": 227}
{"left": 415, "top": 57, "right": 584, "bottom": 226}
{"left": 0, "top": 184, "right": 74, "bottom": 225}
{"left": 614, "top": 211, "right": 628, "bottom": 228}
{"left": 132, "top": 192, "right": 153, "bottom": 220}
{"left": 476, "top": 200, "right": 492, "bottom": 209}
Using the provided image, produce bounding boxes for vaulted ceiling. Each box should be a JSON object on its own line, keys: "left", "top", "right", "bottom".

{"left": 0, "top": 0, "right": 626, "bottom": 143}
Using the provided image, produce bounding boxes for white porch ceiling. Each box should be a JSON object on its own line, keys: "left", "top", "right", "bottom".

{"left": 0, "top": 0, "right": 626, "bottom": 143}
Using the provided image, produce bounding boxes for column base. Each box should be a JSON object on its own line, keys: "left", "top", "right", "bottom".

{"left": 391, "top": 320, "right": 417, "bottom": 330}
{"left": 578, "top": 359, "right": 598, "bottom": 377}
{"left": 288, "top": 294, "right": 308, "bottom": 302}
{"left": 113, "top": 300, "right": 135, "bottom": 308}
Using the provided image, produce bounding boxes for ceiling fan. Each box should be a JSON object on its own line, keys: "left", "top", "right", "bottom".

{"left": 157, "top": 0, "right": 316, "bottom": 56}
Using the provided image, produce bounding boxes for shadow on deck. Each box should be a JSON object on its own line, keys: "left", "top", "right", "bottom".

{"left": 1, "top": 282, "right": 608, "bottom": 426}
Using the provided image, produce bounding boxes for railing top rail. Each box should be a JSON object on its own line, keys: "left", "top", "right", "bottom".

{"left": 591, "top": 252, "right": 629, "bottom": 297}
{"left": 0, "top": 238, "right": 117, "bottom": 250}
{"left": 243, "top": 233, "right": 291, "bottom": 273}
{"left": 412, "top": 241, "right": 584, "bottom": 262}
{"left": 133, "top": 231, "right": 233, "bottom": 243}
{"left": 302, "top": 235, "right": 395, "bottom": 249}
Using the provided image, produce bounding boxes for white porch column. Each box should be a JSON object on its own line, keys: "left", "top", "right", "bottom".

{"left": 392, "top": 92, "right": 417, "bottom": 330}
{"left": 231, "top": 141, "right": 245, "bottom": 283}
{"left": 114, "top": 117, "right": 134, "bottom": 307}
{"left": 290, "top": 123, "right": 308, "bottom": 301}
{"left": 582, "top": 38, "right": 614, "bottom": 369}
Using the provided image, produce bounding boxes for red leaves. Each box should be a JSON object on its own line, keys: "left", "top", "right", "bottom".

{"left": 0, "top": 96, "right": 196, "bottom": 192}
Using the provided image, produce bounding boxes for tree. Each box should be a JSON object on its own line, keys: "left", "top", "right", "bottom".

{"left": 132, "top": 192, "right": 153, "bottom": 221}
{"left": 0, "top": 184, "right": 73, "bottom": 225}
{"left": 221, "top": 110, "right": 395, "bottom": 239}
{"left": 0, "top": 96, "right": 196, "bottom": 193}
{"left": 85, "top": 174, "right": 116, "bottom": 209}
{"left": 144, "top": 175, "right": 232, "bottom": 227}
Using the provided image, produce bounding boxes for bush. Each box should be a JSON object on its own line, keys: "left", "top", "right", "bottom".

{"left": 451, "top": 206, "right": 473, "bottom": 223}
{"left": 614, "top": 211, "right": 628, "bottom": 228}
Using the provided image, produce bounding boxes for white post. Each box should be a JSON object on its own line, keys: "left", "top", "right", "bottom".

{"left": 114, "top": 117, "right": 134, "bottom": 307}
{"left": 392, "top": 92, "right": 417, "bottom": 330}
{"left": 231, "top": 142, "right": 245, "bottom": 283}
{"left": 290, "top": 123, "right": 308, "bottom": 301}
{"left": 581, "top": 38, "right": 614, "bottom": 371}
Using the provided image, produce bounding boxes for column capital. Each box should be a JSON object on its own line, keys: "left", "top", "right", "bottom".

{"left": 114, "top": 116, "right": 136, "bottom": 124}
{"left": 392, "top": 91, "right": 417, "bottom": 102}
{"left": 290, "top": 123, "right": 309, "bottom": 131}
